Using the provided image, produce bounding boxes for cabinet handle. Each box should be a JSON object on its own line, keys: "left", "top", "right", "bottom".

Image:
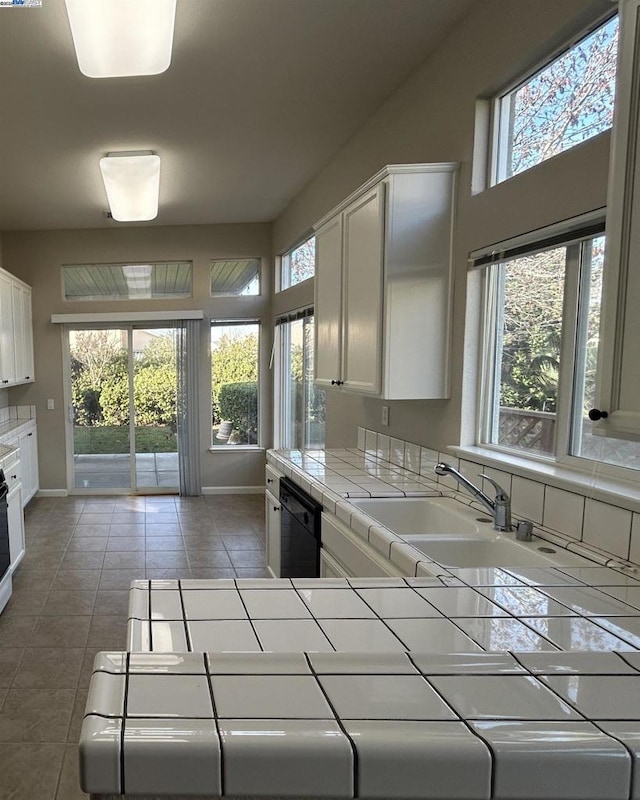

{"left": 273, "top": 506, "right": 281, "bottom": 512}
{"left": 267, "top": 478, "right": 273, "bottom": 484}
{"left": 25, "top": 376, "right": 31, "bottom": 380}
{"left": 1, "top": 380, "right": 8, "bottom": 384}
{"left": 588, "top": 408, "right": 609, "bottom": 421}
{"left": 10, "top": 475, "right": 17, "bottom": 480}
{"left": 27, "top": 433, "right": 32, "bottom": 437}
{"left": 331, "top": 379, "right": 344, "bottom": 386}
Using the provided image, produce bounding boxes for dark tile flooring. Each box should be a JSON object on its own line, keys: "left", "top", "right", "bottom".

{"left": 0, "top": 493, "right": 267, "bottom": 800}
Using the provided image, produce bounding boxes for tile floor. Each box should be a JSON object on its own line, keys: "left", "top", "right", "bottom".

{"left": 0, "top": 492, "right": 267, "bottom": 800}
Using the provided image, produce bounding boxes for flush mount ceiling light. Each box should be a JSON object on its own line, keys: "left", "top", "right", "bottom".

{"left": 64, "top": 0, "right": 177, "bottom": 78}
{"left": 99, "top": 152, "right": 161, "bottom": 222}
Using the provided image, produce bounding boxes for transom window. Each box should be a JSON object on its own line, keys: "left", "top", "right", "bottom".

{"left": 63, "top": 262, "right": 192, "bottom": 301}
{"left": 492, "top": 14, "right": 618, "bottom": 184}
{"left": 210, "top": 259, "right": 260, "bottom": 297}
{"left": 280, "top": 236, "right": 315, "bottom": 290}
{"left": 477, "top": 219, "right": 640, "bottom": 475}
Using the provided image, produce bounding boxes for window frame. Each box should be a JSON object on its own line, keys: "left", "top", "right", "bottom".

{"left": 275, "top": 307, "right": 325, "bottom": 451}
{"left": 210, "top": 318, "right": 262, "bottom": 450}
{"left": 209, "top": 258, "right": 261, "bottom": 298}
{"left": 279, "top": 234, "right": 316, "bottom": 292}
{"left": 62, "top": 261, "right": 193, "bottom": 302}
{"left": 489, "top": 10, "right": 619, "bottom": 187}
{"left": 475, "top": 213, "right": 640, "bottom": 483}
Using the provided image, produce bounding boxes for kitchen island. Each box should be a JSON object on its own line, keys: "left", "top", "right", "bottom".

{"left": 80, "top": 447, "right": 640, "bottom": 800}
{"left": 81, "top": 573, "right": 640, "bottom": 800}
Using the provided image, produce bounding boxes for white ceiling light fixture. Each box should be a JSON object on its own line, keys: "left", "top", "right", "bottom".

{"left": 64, "top": 0, "right": 177, "bottom": 78}
{"left": 100, "top": 152, "right": 161, "bottom": 222}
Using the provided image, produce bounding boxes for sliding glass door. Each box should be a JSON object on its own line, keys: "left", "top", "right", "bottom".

{"left": 69, "top": 325, "right": 178, "bottom": 491}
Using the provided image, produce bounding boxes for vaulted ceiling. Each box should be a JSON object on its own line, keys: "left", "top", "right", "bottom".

{"left": 0, "top": 0, "right": 474, "bottom": 231}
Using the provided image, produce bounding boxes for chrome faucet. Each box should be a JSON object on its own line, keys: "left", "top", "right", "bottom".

{"left": 434, "top": 462, "right": 513, "bottom": 531}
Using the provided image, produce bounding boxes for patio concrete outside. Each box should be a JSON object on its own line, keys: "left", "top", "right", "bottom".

{"left": 74, "top": 452, "right": 179, "bottom": 490}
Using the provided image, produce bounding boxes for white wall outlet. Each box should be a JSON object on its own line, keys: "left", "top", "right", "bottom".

{"left": 47, "top": 399, "right": 55, "bottom": 410}
{"left": 381, "top": 405, "right": 389, "bottom": 426}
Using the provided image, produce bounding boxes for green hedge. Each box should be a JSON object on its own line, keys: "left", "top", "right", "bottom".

{"left": 218, "top": 381, "right": 258, "bottom": 444}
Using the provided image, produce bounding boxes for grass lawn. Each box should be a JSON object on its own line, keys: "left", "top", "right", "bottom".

{"left": 74, "top": 425, "right": 177, "bottom": 455}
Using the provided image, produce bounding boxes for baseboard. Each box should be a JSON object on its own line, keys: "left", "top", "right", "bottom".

{"left": 36, "top": 489, "right": 68, "bottom": 497}
{"left": 201, "top": 486, "right": 264, "bottom": 495}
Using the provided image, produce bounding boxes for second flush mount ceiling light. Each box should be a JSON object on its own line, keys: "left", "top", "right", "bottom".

{"left": 100, "top": 152, "right": 161, "bottom": 222}
{"left": 64, "top": 0, "right": 177, "bottom": 78}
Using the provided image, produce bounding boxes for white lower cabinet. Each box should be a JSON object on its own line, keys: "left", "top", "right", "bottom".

{"left": 321, "top": 512, "right": 402, "bottom": 578}
{"left": 7, "top": 480, "right": 24, "bottom": 571}
{"left": 18, "top": 423, "right": 39, "bottom": 505}
{"left": 265, "top": 464, "right": 284, "bottom": 578}
{"left": 265, "top": 488, "right": 281, "bottom": 578}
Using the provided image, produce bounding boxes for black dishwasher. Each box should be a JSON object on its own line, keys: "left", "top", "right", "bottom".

{"left": 279, "top": 477, "right": 322, "bottom": 578}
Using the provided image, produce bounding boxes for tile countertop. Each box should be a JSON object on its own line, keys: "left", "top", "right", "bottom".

{"left": 0, "top": 442, "right": 18, "bottom": 469}
{"left": 80, "top": 576, "right": 640, "bottom": 800}
{"left": 267, "top": 448, "right": 640, "bottom": 574}
{"left": 80, "top": 450, "right": 640, "bottom": 800}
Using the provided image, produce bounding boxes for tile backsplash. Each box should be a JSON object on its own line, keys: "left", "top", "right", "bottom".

{"left": 0, "top": 404, "right": 36, "bottom": 425}
{"left": 357, "top": 427, "right": 640, "bottom": 570}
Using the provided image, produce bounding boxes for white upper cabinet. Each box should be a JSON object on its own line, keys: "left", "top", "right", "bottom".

{"left": 314, "top": 164, "right": 457, "bottom": 400}
{"left": 0, "top": 273, "right": 16, "bottom": 386}
{"left": 596, "top": 0, "right": 640, "bottom": 439}
{"left": 0, "top": 269, "right": 34, "bottom": 388}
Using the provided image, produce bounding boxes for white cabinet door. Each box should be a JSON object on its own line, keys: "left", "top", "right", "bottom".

{"left": 0, "top": 274, "right": 15, "bottom": 386}
{"left": 21, "top": 286, "right": 34, "bottom": 383}
{"left": 341, "top": 184, "right": 384, "bottom": 395}
{"left": 314, "top": 215, "right": 344, "bottom": 389}
{"left": 594, "top": 0, "right": 640, "bottom": 440}
{"left": 7, "top": 482, "right": 24, "bottom": 571}
{"left": 11, "top": 283, "right": 27, "bottom": 384}
{"left": 265, "top": 488, "right": 281, "bottom": 578}
{"left": 19, "top": 425, "right": 38, "bottom": 506}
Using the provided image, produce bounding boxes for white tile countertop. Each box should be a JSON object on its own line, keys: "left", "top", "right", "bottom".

{"left": 79, "top": 576, "right": 640, "bottom": 799}
{"left": 80, "top": 449, "right": 640, "bottom": 799}
{"left": 0, "top": 442, "right": 18, "bottom": 470}
{"left": 268, "top": 448, "right": 640, "bottom": 574}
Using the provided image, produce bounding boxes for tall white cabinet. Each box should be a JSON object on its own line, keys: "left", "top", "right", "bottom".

{"left": 0, "top": 269, "right": 34, "bottom": 387}
{"left": 314, "top": 164, "right": 457, "bottom": 400}
{"left": 593, "top": 0, "right": 640, "bottom": 440}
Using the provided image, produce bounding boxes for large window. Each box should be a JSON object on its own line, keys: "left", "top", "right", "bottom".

{"left": 492, "top": 14, "right": 618, "bottom": 184}
{"left": 478, "top": 221, "right": 640, "bottom": 474}
{"left": 280, "top": 236, "right": 315, "bottom": 290}
{"left": 278, "top": 310, "right": 325, "bottom": 449}
{"left": 211, "top": 321, "right": 260, "bottom": 447}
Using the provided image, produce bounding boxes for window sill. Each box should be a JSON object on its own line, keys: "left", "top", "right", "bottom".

{"left": 208, "top": 446, "right": 265, "bottom": 454}
{"left": 450, "top": 445, "right": 640, "bottom": 514}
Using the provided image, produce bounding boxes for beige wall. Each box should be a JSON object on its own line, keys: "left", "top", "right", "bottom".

{"left": 272, "top": 0, "right": 613, "bottom": 451}
{"left": 2, "top": 224, "right": 272, "bottom": 491}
